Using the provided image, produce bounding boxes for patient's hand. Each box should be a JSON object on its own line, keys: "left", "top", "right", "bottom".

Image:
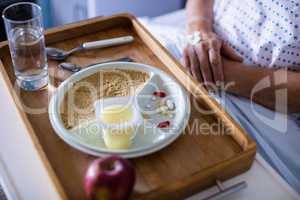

{"left": 182, "top": 31, "right": 243, "bottom": 88}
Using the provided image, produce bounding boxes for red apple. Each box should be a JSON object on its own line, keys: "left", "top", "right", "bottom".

{"left": 84, "top": 156, "right": 135, "bottom": 200}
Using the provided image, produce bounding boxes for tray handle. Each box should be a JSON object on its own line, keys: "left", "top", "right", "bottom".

{"left": 201, "top": 180, "right": 247, "bottom": 200}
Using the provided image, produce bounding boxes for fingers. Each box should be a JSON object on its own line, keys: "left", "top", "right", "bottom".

{"left": 187, "top": 44, "right": 203, "bottom": 82}
{"left": 208, "top": 40, "right": 224, "bottom": 83}
{"left": 221, "top": 42, "right": 243, "bottom": 62}
{"left": 182, "top": 47, "right": 191, "bottom": 73}
{"left": 183, "top": 34, "right": 242, "bottom": 92}
{"left": 194, "top": 42, "right": 213, "bottom": 88}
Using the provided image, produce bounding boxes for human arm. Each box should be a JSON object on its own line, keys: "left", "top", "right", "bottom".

{"left": 223, "top": 58, "right": 300, "bottom": 113}
{"left": 186, "top": 0, "right": 214, "bottom": 33}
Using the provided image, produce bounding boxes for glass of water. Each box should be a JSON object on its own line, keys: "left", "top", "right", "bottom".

{"left": 2, "top": 2, "right": 48, "bottom": 91}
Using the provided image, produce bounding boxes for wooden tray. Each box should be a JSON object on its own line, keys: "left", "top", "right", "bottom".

{"left": 0, "top": 14, "right": 256, "bottom": 200}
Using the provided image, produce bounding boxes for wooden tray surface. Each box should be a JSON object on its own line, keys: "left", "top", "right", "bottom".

{"left": 0, "top": 14, "right": 256, "bottom": 200}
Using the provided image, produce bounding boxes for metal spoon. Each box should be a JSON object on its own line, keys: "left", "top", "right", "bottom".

{"left": 58, "top": 57, "right": 134, "bottom": 72}
{"left": 46, "top": 36, "right": 134, "bottom": 61}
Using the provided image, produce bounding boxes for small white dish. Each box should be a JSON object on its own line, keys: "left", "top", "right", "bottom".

{"left": 49, "top": 62, "right": 190, "bottom": 158}
{"left": 135, "top": 74, "right": 164, "bottom": 115}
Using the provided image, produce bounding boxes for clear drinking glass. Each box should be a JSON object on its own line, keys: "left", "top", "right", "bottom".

{"left": 2, "top": 2, "right": 48, "bottom": 91}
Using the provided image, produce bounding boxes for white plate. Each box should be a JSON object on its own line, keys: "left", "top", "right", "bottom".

{"left": 49, "top": 62, "right": 190, "bottom": 158}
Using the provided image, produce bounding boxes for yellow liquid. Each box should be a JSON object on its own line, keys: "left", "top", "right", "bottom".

{"left": 101, "top": 105, "right": 133, "bottom": 124}
{"left": 100, "top": 105, "right": 135, "bottom": 149}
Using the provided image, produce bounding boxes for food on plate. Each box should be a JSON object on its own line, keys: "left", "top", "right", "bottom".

{"left": 100, "top": 105, "right": 135, "bottom": 149}
{"left": 153, "top": 90, "right": 167, "bottom": 98}
{"left": 101, "top": 104, "right": 133, "bottom": 124}
{"left": 60, "top": 69, "right": 149, "bottom": 129}
{"left": 165, "top": 99, "right": 175, "bottom": 111}
{"left": 157, "top": 120, "right": 170, "bottom": 128}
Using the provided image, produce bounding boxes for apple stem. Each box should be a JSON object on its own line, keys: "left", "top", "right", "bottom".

{"left": 101, "top": 160, "right": 115, "bottom": 172}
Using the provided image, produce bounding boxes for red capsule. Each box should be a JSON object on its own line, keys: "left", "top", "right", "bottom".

{"left": 157, "top": 121, "right": 170, "bottom": 128}
{"left": 153, "top": 91, "right": 167, "bottom": 98}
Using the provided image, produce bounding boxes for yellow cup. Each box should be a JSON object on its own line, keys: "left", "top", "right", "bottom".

{"left": 94, "top": 97, "right": 142, "bottom": 150}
